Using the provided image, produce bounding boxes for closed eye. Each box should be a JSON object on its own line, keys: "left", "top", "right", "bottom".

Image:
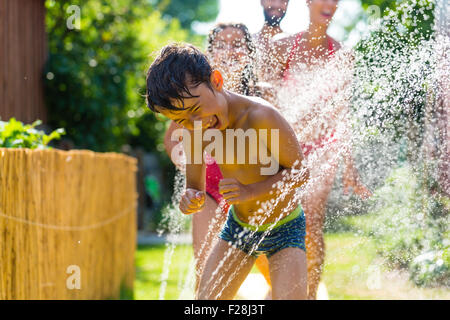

{"left": 190, "top": 103, "right": 200, "bottom": 113}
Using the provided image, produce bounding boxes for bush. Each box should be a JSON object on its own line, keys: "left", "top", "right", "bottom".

{"left": 354, "top": 0, "right": 435, "bottom": 165}
{"left": 0, "top": 118, "right": 65, "bottom": 149}
{"left": 345, "top": 166, "right": 449, "bottom": 287}
{"left": 44, "top": 1, "right": 210, "bottom": 226}
{"left": 44, "top": 0, "right": 200, "bottom": 153}
{"left": 410, "top": 249, "right": 450, "bottom": 287}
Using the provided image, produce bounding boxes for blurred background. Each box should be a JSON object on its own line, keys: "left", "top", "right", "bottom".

{"left": 0, "top": 0, "right": 436, "bottom": 232}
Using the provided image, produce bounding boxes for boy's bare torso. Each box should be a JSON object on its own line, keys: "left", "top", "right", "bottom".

{"left": 207, "top": 97, "right": 301, "bottom": 224}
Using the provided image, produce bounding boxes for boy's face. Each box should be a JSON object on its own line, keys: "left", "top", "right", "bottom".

{"left": 156, "top": 71, "right": 229, "bottom": 131}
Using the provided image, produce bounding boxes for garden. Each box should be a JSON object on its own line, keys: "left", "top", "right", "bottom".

{"left": 0, "top": 0, "right": 448, "bottom": 300}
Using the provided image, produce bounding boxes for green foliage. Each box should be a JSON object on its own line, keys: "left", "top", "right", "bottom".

{"left": 354, "top": 0, "right": 435, "bottom": 147}
{"left": 360, "top": 0, "right": 397, "bottom": 13}
{"left": 44, "top": 0, "right": 216, "bottom": 229}
{"left": 153, "top": 0, "right": 219, "bottom": 30}
{"left": 349, "top": 0, "right": 449, "bottom": 284}
{"left": 345, "top": 166, "right": 449, "bottom": 288}
{"left": 410, "top": 249, "right": 450, "bottom": 287}
{"left": 44, "top": 0, "right": 196, "bottom": 153}
{"left": 361, "top": 0, "right": 435, "bottom": 35}
{"left": 0, "top": 118, "right": 65, "bottom": 149}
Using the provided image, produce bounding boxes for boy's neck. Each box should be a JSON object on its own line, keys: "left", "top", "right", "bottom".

{"left": 223, "top": 90, "right": 249, "bottom": 129}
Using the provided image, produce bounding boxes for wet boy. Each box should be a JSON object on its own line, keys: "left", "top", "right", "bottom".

{"left": 146, "top": 44, "right": 309, "bottom": 300}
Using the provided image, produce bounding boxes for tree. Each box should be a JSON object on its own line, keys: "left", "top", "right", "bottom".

{"left": 353, "top": 0, "right": 435, "bottom": 148}
{"left": 360, "top": 0, "right": 435, "bottom": 40}
{"left": 44, "top": 0, "right": 191, "bottom": 152}
{"left": 153, "top": 0, "right": 219, "bottom": 30}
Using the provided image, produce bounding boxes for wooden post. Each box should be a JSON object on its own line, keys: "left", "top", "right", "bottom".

{"left": 0, "top": 0, "right": 47, "bottom": 123}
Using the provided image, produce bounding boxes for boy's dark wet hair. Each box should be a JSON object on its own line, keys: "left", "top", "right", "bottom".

{"left": 146, "top": 43, "right": 213, "bottom": 113}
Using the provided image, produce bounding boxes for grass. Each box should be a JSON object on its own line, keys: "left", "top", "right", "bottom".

{"left": 323, "top": 232, "right": 450, "bottom": 299}
{"left": 133, "top": 232, "right": 450, "bottom": 300}
{"left": 321, "top": 232, "right": 379, "bottom": 300}
{"left": 134, "top": 244, "right": 194, "bottom": 300}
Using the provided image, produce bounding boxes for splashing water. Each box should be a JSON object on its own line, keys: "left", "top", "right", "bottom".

{"left": 157, "top": 169, "right": 191, "bottom": 299}
{"left": 158, "top": 0, "right": 449, "bottom": 299}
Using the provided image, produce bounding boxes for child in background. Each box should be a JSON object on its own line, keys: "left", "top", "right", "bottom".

{"left": 269, "top": 0, "right": 372, "bottom": 299}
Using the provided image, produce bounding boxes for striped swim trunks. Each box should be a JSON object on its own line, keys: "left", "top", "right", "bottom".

{"left": 219, "top": 205, "right": 306, "bottom": 259}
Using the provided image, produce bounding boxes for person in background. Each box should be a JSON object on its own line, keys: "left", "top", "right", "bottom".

{"left": 254, "top": 0, "right": 290, "bottom": 48}
{"left": 268, "top": 0, "right": 372, "bottom": 299}
{"left": 253, "top": 0, "right": 290, "bottom": 104}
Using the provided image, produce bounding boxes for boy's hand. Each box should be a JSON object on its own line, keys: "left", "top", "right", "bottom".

{"left": 219, "top": 178, "right": 254, "bottom": 205}
{"left": 179, "top": 189, "right": 205, "bottom": 215}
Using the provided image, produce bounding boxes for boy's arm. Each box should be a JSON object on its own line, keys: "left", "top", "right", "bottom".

{"left": 251, "top": 107, "right": 309, "bottom": 197}
{"left": 179, "top": 127, "right": 207, "bottom": 214}
{"left": 182, "top": 125, "right": 206, "bottom": 190}
{"left": 164, "top": 121, "right": 184, "bottom": 169}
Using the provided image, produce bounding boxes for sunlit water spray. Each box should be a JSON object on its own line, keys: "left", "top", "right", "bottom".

{"left": 157, "top": 1, "right": 448, "bottom": 298}
{"left": 157, "top": 169, "right": 192, "bottom": 299}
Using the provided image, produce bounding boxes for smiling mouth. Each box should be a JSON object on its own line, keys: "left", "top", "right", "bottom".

{"left": 321, "top": 11, "right": 332, "bottom": 18}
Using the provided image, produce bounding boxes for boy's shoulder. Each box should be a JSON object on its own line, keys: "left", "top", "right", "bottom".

{"left": 245, "top": 96, "right": 284, "bottom": 129}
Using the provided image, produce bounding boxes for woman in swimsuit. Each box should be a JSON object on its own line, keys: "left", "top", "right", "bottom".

{"left": 163, "top": 23, "right": 272, "bottom": 292}
{"left": 268, "top": 0, "right": 372, "bottom": 299}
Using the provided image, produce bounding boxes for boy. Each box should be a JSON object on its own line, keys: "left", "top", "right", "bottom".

{"left": 146, "top": 43, "right": 309, "bottom": 300}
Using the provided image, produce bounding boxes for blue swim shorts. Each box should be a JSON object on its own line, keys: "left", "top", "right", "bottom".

{"left": 218, "top": 205, "right": 306, "bottom": 259}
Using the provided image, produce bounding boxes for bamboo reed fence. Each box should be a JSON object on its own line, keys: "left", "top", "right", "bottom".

{"left": 0, "top": 148, "right": 138, "bottom": 299}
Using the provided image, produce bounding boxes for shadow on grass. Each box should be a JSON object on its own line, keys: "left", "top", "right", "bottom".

{"left": 119, "top": 281, "right": 134, "bottom": 300}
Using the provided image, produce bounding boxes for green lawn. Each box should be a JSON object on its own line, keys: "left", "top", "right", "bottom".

{"left": 135, "top": 243, "right": 194, "bottom": 300}
{"left": 134, "top": 233, "right": 450, "bottom": 300}
{"left": 323, "top": 233, "right": 450, "bottom": 300}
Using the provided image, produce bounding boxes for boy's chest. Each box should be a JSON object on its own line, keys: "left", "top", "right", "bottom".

{"left": 218, "top": 162, "right": 263, "bottom": 185}
{"left": 205, "top": 132, "right": 278, "bottom": 185}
